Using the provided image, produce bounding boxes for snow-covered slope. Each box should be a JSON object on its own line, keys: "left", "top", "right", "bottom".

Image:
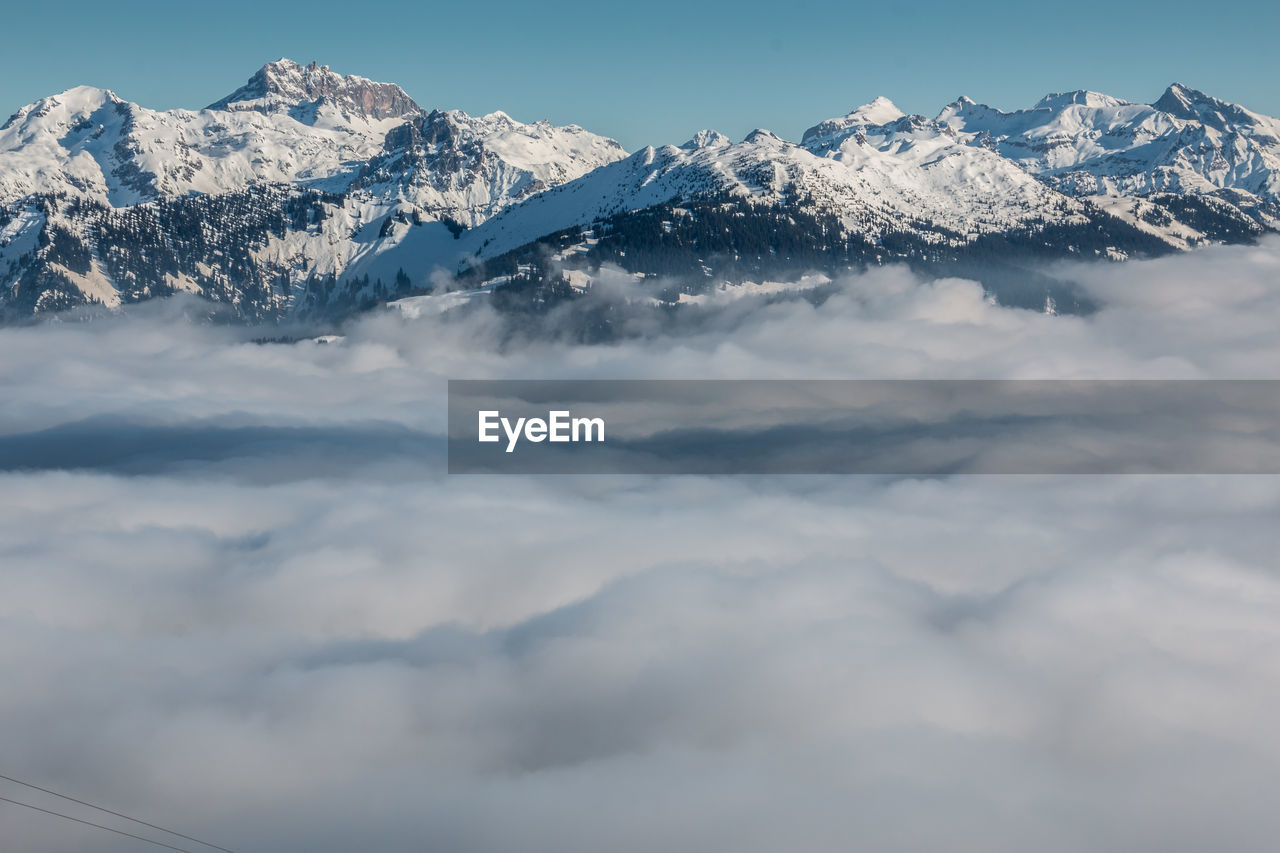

{"left": 0, "top": 58, "right": 626, "bottom": 216}
{"left": 0, "top": 79, "right": 403, "bottom": 206}
{"left": 3, "top": 70, "right": 1279, "bottom": 323}
{"left": 937, "top": 84, "right": 1280, "bottom": 200}
{"left": 799, "top": 99, "right": 1095, "bottom": 235}
{"left": 460, "top": 85, "right": 1280, "bottom": 274}
{"left": 422, "top": 102, "right": 1105, "bottom": 268}
{"left": 0, "top": 59, "right": 628, "bottom": 318}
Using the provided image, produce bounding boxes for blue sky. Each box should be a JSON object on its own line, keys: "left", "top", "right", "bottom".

{"left": 2, "top": 0, "right": 1276, "bottom": 150}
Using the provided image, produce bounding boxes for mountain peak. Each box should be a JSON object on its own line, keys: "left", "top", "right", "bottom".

{"left": 1033, "top": 90, "right": 1129, "bottom": 110}
{"left": 1153, "top": 82, "right": 1217, "bottom": 116}
{"left": 207, "top": 58, "right": 422, "bottom": 120}
{"left": 681, "top": 129, "right": 731, "bottom": 149}
{"left": 848, "top": 96, "right": 906, "bottom": 125}
{"left": 1155, "top": 82, "right": 1206, "bottom": 107}
{"left": 1153, "top": 82, "right": 1263, "bottom": 129}
{"left": 801, "top": 97, "right": 906, "bottom": 146}
{"left": 2, "top": 85, "right": 126, "bottom": 132}
{"left": 936, "top": 95, "right": 995, "bottom": 124}
{"left": 743, "top": 128, "right": 784, "bottom": 144}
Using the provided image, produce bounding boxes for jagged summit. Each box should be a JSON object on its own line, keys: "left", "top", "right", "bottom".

{"left": 207, "top": 58, "right": 422, "bottom": 120}
{"left": 1153, "top": 82, "right": 1213, "bottom": 114}
{"left": 1150, "top": 82, "right": 1271, "bottom": 133}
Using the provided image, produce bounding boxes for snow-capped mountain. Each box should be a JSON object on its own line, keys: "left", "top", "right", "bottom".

{"left": 445, "top": 85, "right": 1279, "bottom": 281}
{"left": 937, "top": 84, "right": 1280, "bottom": 201}
{"left": 434, "top": 88, "right": 1277, "bottom": 284}
{"left": 0, "top": 71, "right": 398, "bottom": 206}
{"left": 0, "top": 59, "right": 623, "bottom": 211}
{"left": 434, "top": 115, "right": 1081, "bottom": 268}
{"left": 1, "top": 62, "right": 1278, "bottom": 323}
{"left": 0, "top": 60, "right": 627, "bottom": 318}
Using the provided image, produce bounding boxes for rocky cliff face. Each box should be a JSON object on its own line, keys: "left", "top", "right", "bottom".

{"left": 207, "top": 58, "right": 423, "bottom": 121}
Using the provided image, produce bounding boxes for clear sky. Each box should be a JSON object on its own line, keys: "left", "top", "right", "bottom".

{"left": 2, "top": 0, "right": 1277, "bottom": 150}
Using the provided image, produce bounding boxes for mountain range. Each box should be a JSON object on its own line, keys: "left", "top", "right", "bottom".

{"left": 2, "top": 59, "right": 1277, "bottom": 323}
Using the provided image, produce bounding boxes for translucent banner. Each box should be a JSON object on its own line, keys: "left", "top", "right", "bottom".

{"left": 448, "top": 380, "right": 1280, "bottom": 474}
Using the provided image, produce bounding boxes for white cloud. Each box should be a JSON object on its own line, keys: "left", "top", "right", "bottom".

{"left": 1, "top": 242, "right": 1279, "bottom": 851}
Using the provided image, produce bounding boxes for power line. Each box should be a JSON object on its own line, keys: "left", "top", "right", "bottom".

{"left": 0, "top": 773, "right": 237, "bottom": 853}
{"left": 0, "top": 794, "right": 195, "bottom": 853}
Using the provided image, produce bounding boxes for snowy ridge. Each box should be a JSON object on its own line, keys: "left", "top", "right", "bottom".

{"left": 0, "top": 59, "right": 625, "bottom": 216}
{"left": 0, "top": 60, "right": 629, "bottom": 317}
{"left": 458, "top": 103, "right": 1092, "bottom": 267}
{"left": 0, "top": 83, "right": 404, "bottom": 205}
{"left": 938, "top": 84, "right": 1280, "bottom": 200}
{"left": 3, "top": 67, "right": 1280, "bottom": 321}
{"left": 473, "top": 83, "right": 1280, "bottom": 274}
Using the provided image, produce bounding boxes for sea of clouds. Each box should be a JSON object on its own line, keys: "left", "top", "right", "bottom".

{"left": 1, "top": 240, "right": 1279, "bottom": 852}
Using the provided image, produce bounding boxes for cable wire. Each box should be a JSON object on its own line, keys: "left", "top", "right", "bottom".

{"left": 0, "top": 773, "right": 236, "bottom": 853}
{"left": 0, "top": 794, "right": 196, "bottom": 852}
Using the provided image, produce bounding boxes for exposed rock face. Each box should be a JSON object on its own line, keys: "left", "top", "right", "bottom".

{"left": 207, "top": 59, "right": 423, "bottom": 120}
{"left": 355, "top": 108, "right": 629, "bottom": 226}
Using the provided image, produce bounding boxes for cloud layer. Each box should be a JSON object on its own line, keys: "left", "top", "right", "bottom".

{"left": 2, "top": 242, "right": 1279, "bottom": 851}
